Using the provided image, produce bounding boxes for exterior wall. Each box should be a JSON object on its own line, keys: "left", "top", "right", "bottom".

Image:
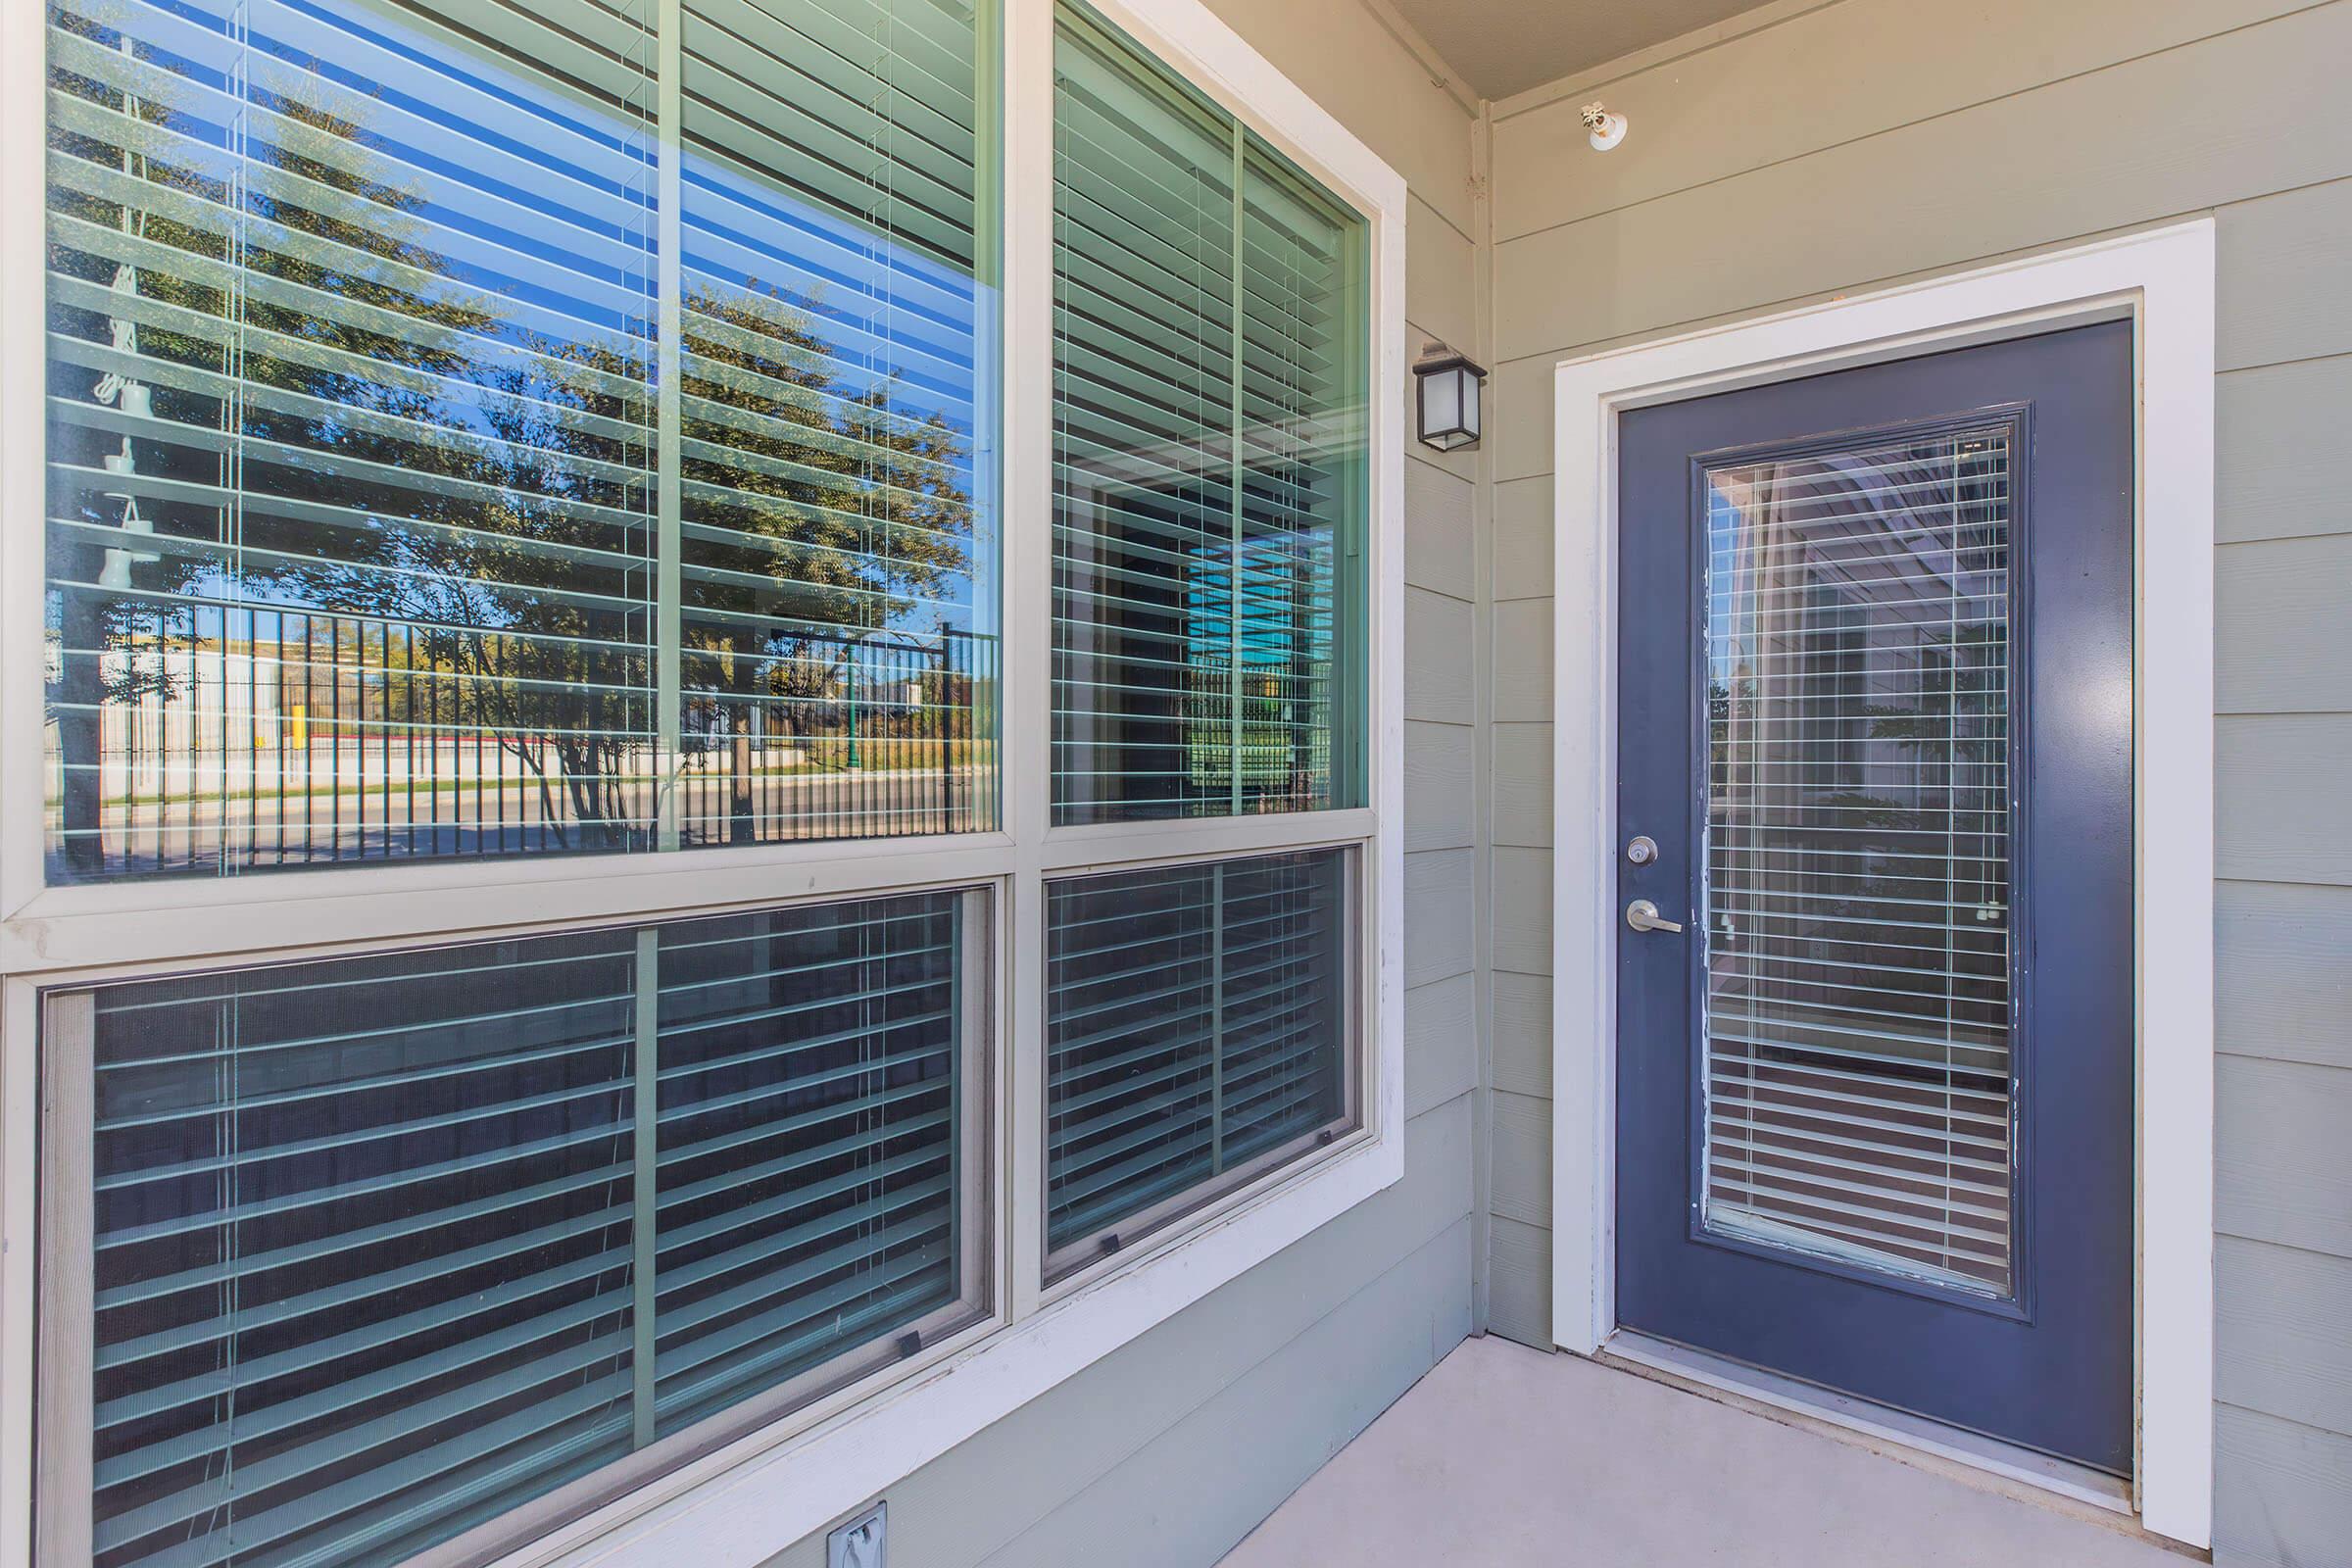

{"left": 1478, "top": 2, "right": 2352, "bottom": 1561}
{"left": 758, "top": 5, "right": 1485, "bottom": 1563}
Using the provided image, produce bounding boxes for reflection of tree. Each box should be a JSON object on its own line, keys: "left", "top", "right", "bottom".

{"left": 46, "top": 16, "right": 974, "bottom": 869}
{"left": 680, "top": 286, "right": 971, "bottom": 843}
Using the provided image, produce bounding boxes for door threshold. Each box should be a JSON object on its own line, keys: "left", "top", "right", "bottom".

{"left": 1599, "top": 1331, "right": 2138, "bottom": 1522}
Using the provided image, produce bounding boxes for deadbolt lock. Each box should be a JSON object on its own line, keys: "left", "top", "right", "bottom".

{"left": 1625, "top": 835, "right": 1658, "bottom": 865}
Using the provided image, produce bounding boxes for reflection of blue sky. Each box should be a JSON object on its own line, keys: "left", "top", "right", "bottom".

{"left": 62, "top": 0, "right": 995, "bottom": 642}
{"left": 1706, "top": 484, "right": 1744, "bottom": 687}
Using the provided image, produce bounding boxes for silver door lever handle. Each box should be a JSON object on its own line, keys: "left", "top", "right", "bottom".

{"left": 1625, "top": 899, "right": 1684, "bottom": 934}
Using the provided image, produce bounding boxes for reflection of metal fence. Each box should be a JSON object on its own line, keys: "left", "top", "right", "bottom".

{"left": 45, "top": 609, "right": 997, "bottom": 880}
{"left": 678, "top": 629, "right": 996, "bottom": 849}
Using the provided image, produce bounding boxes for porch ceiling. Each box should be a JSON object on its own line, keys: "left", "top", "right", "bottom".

{"left": 1384, "top": 0, "right": 1765, "bottom": 100}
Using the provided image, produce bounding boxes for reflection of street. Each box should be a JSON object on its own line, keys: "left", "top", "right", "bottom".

{"left": 62, "top": 763, "right": 992, "bottom": 874}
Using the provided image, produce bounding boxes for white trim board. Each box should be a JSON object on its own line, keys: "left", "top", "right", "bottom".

{"left": 1546, "top": 222, "right": 2217, "bottom": 1549}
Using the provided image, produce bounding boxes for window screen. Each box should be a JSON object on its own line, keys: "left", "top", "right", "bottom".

{"left": 49, "top": 890, "right": 983, "bottom": 1568}
{"left": 1049, "top": 3, "right": 1367, "bottom": 824}
{"left": 1044, "top": 848, "right": 1352, "bottom": 1268}
{"left": 42, "top": 0, "right": 997, "bottom": 883}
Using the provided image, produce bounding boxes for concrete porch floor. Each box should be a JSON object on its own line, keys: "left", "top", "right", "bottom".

{"left": 1219, "top": 1336, "right": 2186, "bottom": 1567}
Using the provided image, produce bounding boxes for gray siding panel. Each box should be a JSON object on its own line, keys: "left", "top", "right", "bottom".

{"left": 1493, "top": 3, "right": 2352, "bottom": 368}
{"left": 1405, "top": 973, "right": 1480, "bottom": 1119}
{"left": 1405, "top": 720, "right": 1476, "bottom": 853}
{"left": 1404, "top": 587, "right": 1476, "bottom": 722}
{"left": 1487, "top": 1, "right": 2352, "bottom": 1555}
{"left": 1405, "top": 459, "right": 1478, "bottom": 602}
{"left": 2218, "top": 1236, "right": 2352, "bottom": 1441}
{"left": 1492, "top": 476, "right": 1554, "bottom": 602}
{"left": 1490, "top": 1089, "right": 1553, "bottom": 1230}
{"left": 1491, "top": 599, "right": 1551, "bottom": 723}
{"left": 1490, "top": 722, "right": 1553, "bottom": 849}
{"left": 2217, "top": 881, "right": 2352, "bottom": 1072}
{"left": 1485, "top": 1212, "right": 1555, "bottom": 1350}
{"left": 1404, "top": 849, "right": 1477, "bottom": 989}
{"left": 2213, "top": 1406, "right": 2352, "bottom": 1568}
{"left": 764, "top": 1100, "right": 1474, "bottom": 1568}
{"left": 2219, "top": 356, "right": 2352, "bottom": 544}
{"left": 1489, "top": 0, "right": 2316, "bottom": 243}
{"left": 2217, "top": 530, "right": 2352, "bottom": 713}
{"left": 1489, "top": 970, "right": 1552, "bottom": 1101}
{"left": 975, "top": 1221, "right": 1474, "bottom": 1568}
{"left": 2216, "top": 175, "right": 2352, "bottom": 373}
{"left": 2217, "top": 715, "right": 2352, "bottom": 886}
{"left": 1490, "top": 849, "right": 1553, "bottom": 976}
{"left": 2217, "top": 1056, "right": 2352, "bottom": 1259}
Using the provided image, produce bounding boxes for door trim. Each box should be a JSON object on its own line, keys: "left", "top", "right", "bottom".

{"left": 1546, "top": 221, "right": 2216, "bottom": 1548}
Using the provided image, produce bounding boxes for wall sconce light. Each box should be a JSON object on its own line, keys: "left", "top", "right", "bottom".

{"left": 1413, "top": 342, "right": 1487, "bottom": 452}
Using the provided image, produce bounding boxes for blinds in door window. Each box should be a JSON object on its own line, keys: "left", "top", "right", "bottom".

{"left": 69, "top": 891, "right": 976, "bottom": 1568}
{"left": 43, "top": 0, "right": 997, "bottom": 884}
{"left": 1044, "top": 848, "right": 1351, "bottom": 1267}
{"left": 1049, "top": 2, "right": 1367, "bottom": 825}
{"left": 1700, "top": 422, "right": 2018, "bottom": 1297}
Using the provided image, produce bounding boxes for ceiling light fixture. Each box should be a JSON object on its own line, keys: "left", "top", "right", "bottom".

{"left": 1580, "top": 101, "right": 1628, "bottom": 151}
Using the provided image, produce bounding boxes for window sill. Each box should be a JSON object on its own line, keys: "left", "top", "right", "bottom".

{"left": 500, "top": 1128, "right": 1403, "bottom": 1568}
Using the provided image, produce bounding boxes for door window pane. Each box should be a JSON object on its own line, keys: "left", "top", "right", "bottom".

{"left": 1701, "top": 422, "right": 2016, "bottom": 1296}
{"left": 1044, "top": 848, "right": 1352, "bottom": 1270}
{"left": 62, "top": 890, "right": 981, "bottom": 1568}
{"left": 43, "top": 0, "right": 997, "bottom": 882}
{"left": 1050, "top": 3, "right": 1366, "bottom": 824}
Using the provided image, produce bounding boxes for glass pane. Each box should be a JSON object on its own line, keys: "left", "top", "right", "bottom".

{"left": 74, "top": 891, "right": 975, "bottom": 1568}
{"left": 1044, "top": 847, "right": 1350, "bottom": 1265}
{"left": 1700, "top": 422, "right": 2016, "bottom": 1297}
{"left": 43, "top": 0, "right": 998, "bottom": 883}
{"left": 1049, "top": 4, "right": 1365, "bottom": 825}
{"left": 673, "top": 0, "right": 998, "bottom": 846}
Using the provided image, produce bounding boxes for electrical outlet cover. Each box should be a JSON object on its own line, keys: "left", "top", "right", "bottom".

{"left": 826, "top": 1502, "right": 886, "bottom": 1568}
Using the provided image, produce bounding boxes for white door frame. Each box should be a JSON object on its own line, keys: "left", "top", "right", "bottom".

{"left": 1545, "top": 221, "right": 2216, "bottom": 1548}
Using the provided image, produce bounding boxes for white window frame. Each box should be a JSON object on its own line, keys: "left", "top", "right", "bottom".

{"left": 0, "top": 0, "right": 1409, "bottom": 1562}
{"left": 1546, "top": 220, "right": 2216, "bottom": 1549}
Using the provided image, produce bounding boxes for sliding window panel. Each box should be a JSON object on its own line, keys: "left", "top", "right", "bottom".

{"left": 649, "top": 892, "right": 983, "bottom": 1436}
{"left": 1047, "top": 5, "right": 1368, "bottom": 825}
{"left": 1049, "top": 5, "right": 1237, "bottom": 823}
{"left": 42, "top": 0, "right": 1004, "bottom": 884}
{"left": 1044, "top": 848, "right": 1353, "bottom": 1275}
{"left": 674, "top": 0, "right": 1000, "bottom": 847}
{"left": 45, "top": 890, "right": 987, "bottom": 1568}
{"left": 44, "top": 0, "right": 664, "bottom": 881}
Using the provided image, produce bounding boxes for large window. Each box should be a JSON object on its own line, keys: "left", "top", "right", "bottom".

{"left": 43, "top": 0, "right": 997, "bottom": 881}
{"left": 1050, "top": 5, "right": 1367, "bottom": 824}
{"left": 1045, "top": 848, "right": 1352, "bottom": 1274}
{"left": 46, "top": 894, "right": 984, "bottom": 1568}
{"left": 15, "top": 0, "right": 1394, "bottom": 1563}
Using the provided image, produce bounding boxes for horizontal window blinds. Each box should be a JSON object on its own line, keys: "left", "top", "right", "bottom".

{"left": 44, "top": 0, "right": 995, "bottom": 884}
{"left": 1044, "top": 848, "right": 1349, "bottom": 1264}
{"left": 1049, "top": 2, "right": 1365, "bottom": 825}
{"left": 74, "top": 891, "right": 972, "bottom": 1568}
{"left": 1701, "top": 424, "right": 2017, "bottom": 1297}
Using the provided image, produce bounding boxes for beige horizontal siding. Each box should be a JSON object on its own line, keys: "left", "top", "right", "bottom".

{"left": 1484, "top": 7, "right": 2352, "bottom": 1561}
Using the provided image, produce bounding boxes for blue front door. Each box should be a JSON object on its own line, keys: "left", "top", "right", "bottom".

{"left": 1613, "top": 322, "right": 2134, "bottom": 1472}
